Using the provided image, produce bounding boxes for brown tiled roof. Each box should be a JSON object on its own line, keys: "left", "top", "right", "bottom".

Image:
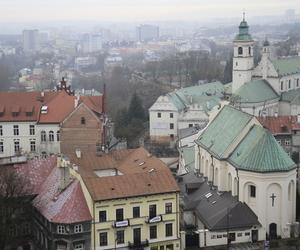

{"left": 257, "top": 116, "right": 300, "bottom": 135}
{"left": 0, "top": 90, "right": 103, "bottom": 123}
{"left": 68, "top": 148, "right": 179, "bottom": 201}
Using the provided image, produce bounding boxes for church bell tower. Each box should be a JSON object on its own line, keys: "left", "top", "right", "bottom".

{"left": 232, "top": 13, "right": 254, "bottom": 93}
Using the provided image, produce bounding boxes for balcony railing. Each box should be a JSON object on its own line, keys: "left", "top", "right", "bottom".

{"left": 128, "top": 240, "right": 149, "bottom": 248}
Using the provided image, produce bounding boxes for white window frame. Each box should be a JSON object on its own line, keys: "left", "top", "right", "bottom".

{"left": 285, "top": 139, "right": 291, "bottom": 146}
{"left": 13, "top": 125, "right": 19, "bottom": 136}
{"left": 74, "top": 224, "right": 83, "bottom": 233}
{"left": 57, "top": 225, "right": 66, "bottom": 234}
{"left": 30, "top": 140, "right": 36, "bottom": 152}
{"left": 74, "top": 243, "right": 84, "bottom": 250}
{"left": 14, "top": 141, "right": 20, "bottom": 153}
{"left": 49, "top": 131, "right": 54, "bottom": 142}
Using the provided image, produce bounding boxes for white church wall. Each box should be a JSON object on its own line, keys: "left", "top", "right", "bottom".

{"left": 238, "top": 169, "right": 297, "bottom": 238}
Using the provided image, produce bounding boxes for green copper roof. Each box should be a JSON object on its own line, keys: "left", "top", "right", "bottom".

{"left": 167, "top": 81, "right": 224, "bottom": 112}
{"left": 235, "top": 19, "right": 252, "bottom": 41}
{"left": 181, "top": 146, "right": 195, "bottom": 172}
{"left": 229, "top": 125, "right": 296, "bottom": 173}
{"left": 234, "top": 79, "right": 279, "bottom": 103}
{"left": 196, "top": 105, "right": 252, "bottom": 158}
{"left": 272, "top": 57, "right": 300, "bottom": 77}
{"left": 281, "top": 88, "right": 300, "bottom": 104}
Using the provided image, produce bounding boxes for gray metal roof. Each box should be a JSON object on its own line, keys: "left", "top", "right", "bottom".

{"left": 178, "top": 172, "right": 260, "bottom": 231}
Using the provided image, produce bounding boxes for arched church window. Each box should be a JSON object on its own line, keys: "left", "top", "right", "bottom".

{"left": 288, "top": 180, "right": 294, "bottom": 201}
{"left": 280, "top": 81, "right": 284, "bottom": 91}
{"left": 238, "top": 47, "right": 243, "bottom": 55}
{"left": 248, "top": 47, "right": 251, "bottom": 55}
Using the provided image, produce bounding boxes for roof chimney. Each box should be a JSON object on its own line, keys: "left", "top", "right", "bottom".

{"left": 75, "top": 148, "right": 81, "bottom": 158}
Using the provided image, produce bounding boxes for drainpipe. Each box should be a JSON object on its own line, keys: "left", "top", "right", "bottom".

{"left": 93, "top": 202, "right": 96, "bottom": 250}
{"left": 236, "top": 168, "right": 239, "bottom": 200}
{"left": 211, "top": 155, "right": 214, "bottom": 187}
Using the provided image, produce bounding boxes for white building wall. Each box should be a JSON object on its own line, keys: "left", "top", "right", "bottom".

{"left": 0, "top": 121, "right": 37, "bottom": 157}
{"left": 36, "top": 124, "right": 60, "bottom": 155}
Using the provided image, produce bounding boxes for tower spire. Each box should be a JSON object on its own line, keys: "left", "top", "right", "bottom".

{"left": 243, "top": 12, "right": 245, "bottom": 21}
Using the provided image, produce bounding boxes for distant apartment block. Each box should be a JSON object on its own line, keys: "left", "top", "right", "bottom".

{"left": 22, "top": 29, "right": 40, "bottom": 53}
{"left": 81, "top": 33, "right": 102, "bottom": 53}
{"left": 136, "top": 24, "right": 159, "bottom": 42}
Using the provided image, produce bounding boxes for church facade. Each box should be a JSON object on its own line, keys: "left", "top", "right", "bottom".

{"left": 194, "top": 105, "right": 297, "bottom": 241}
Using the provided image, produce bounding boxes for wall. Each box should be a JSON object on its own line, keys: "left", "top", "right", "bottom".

{"left": 60, "top": 104, "right": 102, "bottom": 155}
{"left": 93, "top": 193, "right": 181, "bottom": 250}
{"left": 36, "top": 123, "right": 60, "bottom": 155}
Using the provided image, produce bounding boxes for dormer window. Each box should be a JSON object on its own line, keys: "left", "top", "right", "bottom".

{"left": 11, "top": 105, "right": 20, "bottom": 117}
{"left": 0, "top": 106, "right": 5, "bottom": 117}
{"left": 25, "top": 106, "right": 34, "bottom": 116}
{"left": 41, "top": 106, "right": 48, "bottom": 114}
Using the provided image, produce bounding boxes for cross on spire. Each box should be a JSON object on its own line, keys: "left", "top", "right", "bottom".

{"left": 270, "top": 193, "right": 276, "bottom": 207}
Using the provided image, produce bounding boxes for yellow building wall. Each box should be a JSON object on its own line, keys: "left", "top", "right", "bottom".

{"left": 92, "top": 192, "right": 181, "bottom": 250}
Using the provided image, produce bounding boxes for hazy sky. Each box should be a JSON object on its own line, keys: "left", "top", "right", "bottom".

{"left": 0, "top": 0, "right": 299, "bottom": 22}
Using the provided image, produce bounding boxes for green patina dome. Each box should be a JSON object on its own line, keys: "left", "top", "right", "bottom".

{"left": 235, "top": 16, "right": 252, "bottom": 41}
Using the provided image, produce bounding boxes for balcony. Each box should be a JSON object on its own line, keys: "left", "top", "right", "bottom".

{"left": 128, "top": 240, "right": 149, "bottom": 249}
{"left": 146, "top": 215, "right": 162, "bottom": 224}
{"left": 113, "top": 219, "right": 130, "bottom": 228}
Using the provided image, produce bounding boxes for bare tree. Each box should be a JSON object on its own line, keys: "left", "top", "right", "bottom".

{"left": 0, "top": 167, "right": 33, "bottom": 250}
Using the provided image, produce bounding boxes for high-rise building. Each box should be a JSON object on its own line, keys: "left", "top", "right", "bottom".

{"left": 81, "top": 33, "right": 102, "bottom": 53}
{"left": 22, "top": 29, "right": 40, "bottom": 53}
{"left": 136, "top": 24, "right": 159, "bottom": 42}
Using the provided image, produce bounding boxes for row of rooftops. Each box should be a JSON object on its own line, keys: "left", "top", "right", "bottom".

{"left": 0, "top": 80, "right": 103, "bottom": 123}
{"left": 1, "top": 147, "right": 179, "bottom": 225}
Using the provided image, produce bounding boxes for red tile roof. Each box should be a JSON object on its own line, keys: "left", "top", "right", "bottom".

{"left": 257, "top": 116, "right": 300, "bottom": 135}
{"left": 0, "top": 90, "right": 103, "bottom": 123}
{"left": 33, "top": 168, "right": 92, "bottom": 224}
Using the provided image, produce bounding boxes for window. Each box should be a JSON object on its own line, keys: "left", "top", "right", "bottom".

{"left": 49, "top": 131, "right": 54, "bottom": 142}
{"left": 157, "top": 113, "right": 161, "bottom": 118}
{"left": 99, "top": 211, "right": 107, "bottom": 222}
{"left": 57, "top": 131, "right": 60, "bottom": 141}
{"left": 160, "top": 246, "right": 164, "bottom": 250}
{"left": 41, "top": 131, "right": 46, "bottom": 142}
{"left": 99, "top": 232, "right": 108, "bottom": 246}
{"left": 150, "top": 225, "right": 157, "bottom": 239}
{"left": 74, "top": 224, "right": 83, "bottom": 233}
{"left": 13, "top": 125, "right": 19, "bottom": 136}
{"left": 248, "top": 47, "right": 251, "bottom": 55}
{"left": 57, "top": 225, "right": 65, "bottom": 234}
{"left": 245, "top": 232, "right": 250, "bottom": 236}
{"left": 285, "top": 139, "right": 291, "bottom": 146}
{"left": 0, "top": 142, "right": 3, "bottom": 153}
{"left": 281, "top": 81, "right": 284, "bottom": 90}
{"left": 297, "top": 78, "right": 300, "bottom": 87}
{"left": 0, "top": 125, "right": 2, "bottom": 136}
{"left": 250, "top": 185, "right": 256, "bottom": 198}
{"left": 116, "top": 230, "right": 125, "bottom": 244}
{"left": 188, "top": 124, "right": 193, "bottom": 128}
{"left": 165, "top": 223, "right": 173, "bottom": 237}
{"left": 30, "top": 141, "right": 36, "bottom": 152}
{"left": 170, "top": 123, "right": 174, "bottom": 130}
{"left": 116, "top": 208, "right": 124, "bottom": 221}
{"left": 81, "top": 117, "right": 86, "bottom": 125}
{"left": 288, "top": 79, "right": 291, "bottom": 89}
{"left": 237, "top": 233, "right": 242, "bottom": 237}
{"left": 29, "top": 125, "right": 35, "bottom": 135}
{"left": 14, "top": 141, "right": 20, "bottom": 153}
{"left": 165, "top": 203, "right": 172, "bottom": 214}
{"left": 170, "top": 113, "right": 173, "bottom": 118}
{"left": 133, "top": 207, "right": 140, "bottom": 218}
{"left": 238, "top": 47, "right": 243, "bottom": 55}
{"left": 149, "top": 204, "right": 156, "bottom": 219}
{"left": 133, "top": 228, "right": 141, "bottom": 244}
{"left": 166, "top": 244, "right": 173, "bottom": 250}
{"left": 74, "top": 244, "right": 84, "bottom": 250}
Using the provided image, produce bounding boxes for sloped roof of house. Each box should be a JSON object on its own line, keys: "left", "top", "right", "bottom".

{"left": 178, "top": 172, "right": 260, "bottom": 231}
{"left": 68, "top": 147, "right": 179, "bottom": 201}
{"left": 272, "top": 57, "right": 300, "bottom": 77}
{"left": 257, "top": 116, "right": 300, "bottom": 135}
{"left": 229, "top": 125, "right": 296, "bottom": 173}
{"left": 0, "top": 90, "right": 103, "bottom": 124}
{"left": 33, "top": 168, "right": 92, "bottom": 224}
{"left": 234, "top": 79, "right": 279, "bottom": 103}
{"left": 281, "top": 88, "right": 300, "bottom": 104}
{"left": 181, "top": 146, "right": 195, "bottom": 172}
{"left": 167, "top": 82, "right": 224, "bottom": 112}
{"left": 196, "top": 105, "right": 253, "bottom": 158}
